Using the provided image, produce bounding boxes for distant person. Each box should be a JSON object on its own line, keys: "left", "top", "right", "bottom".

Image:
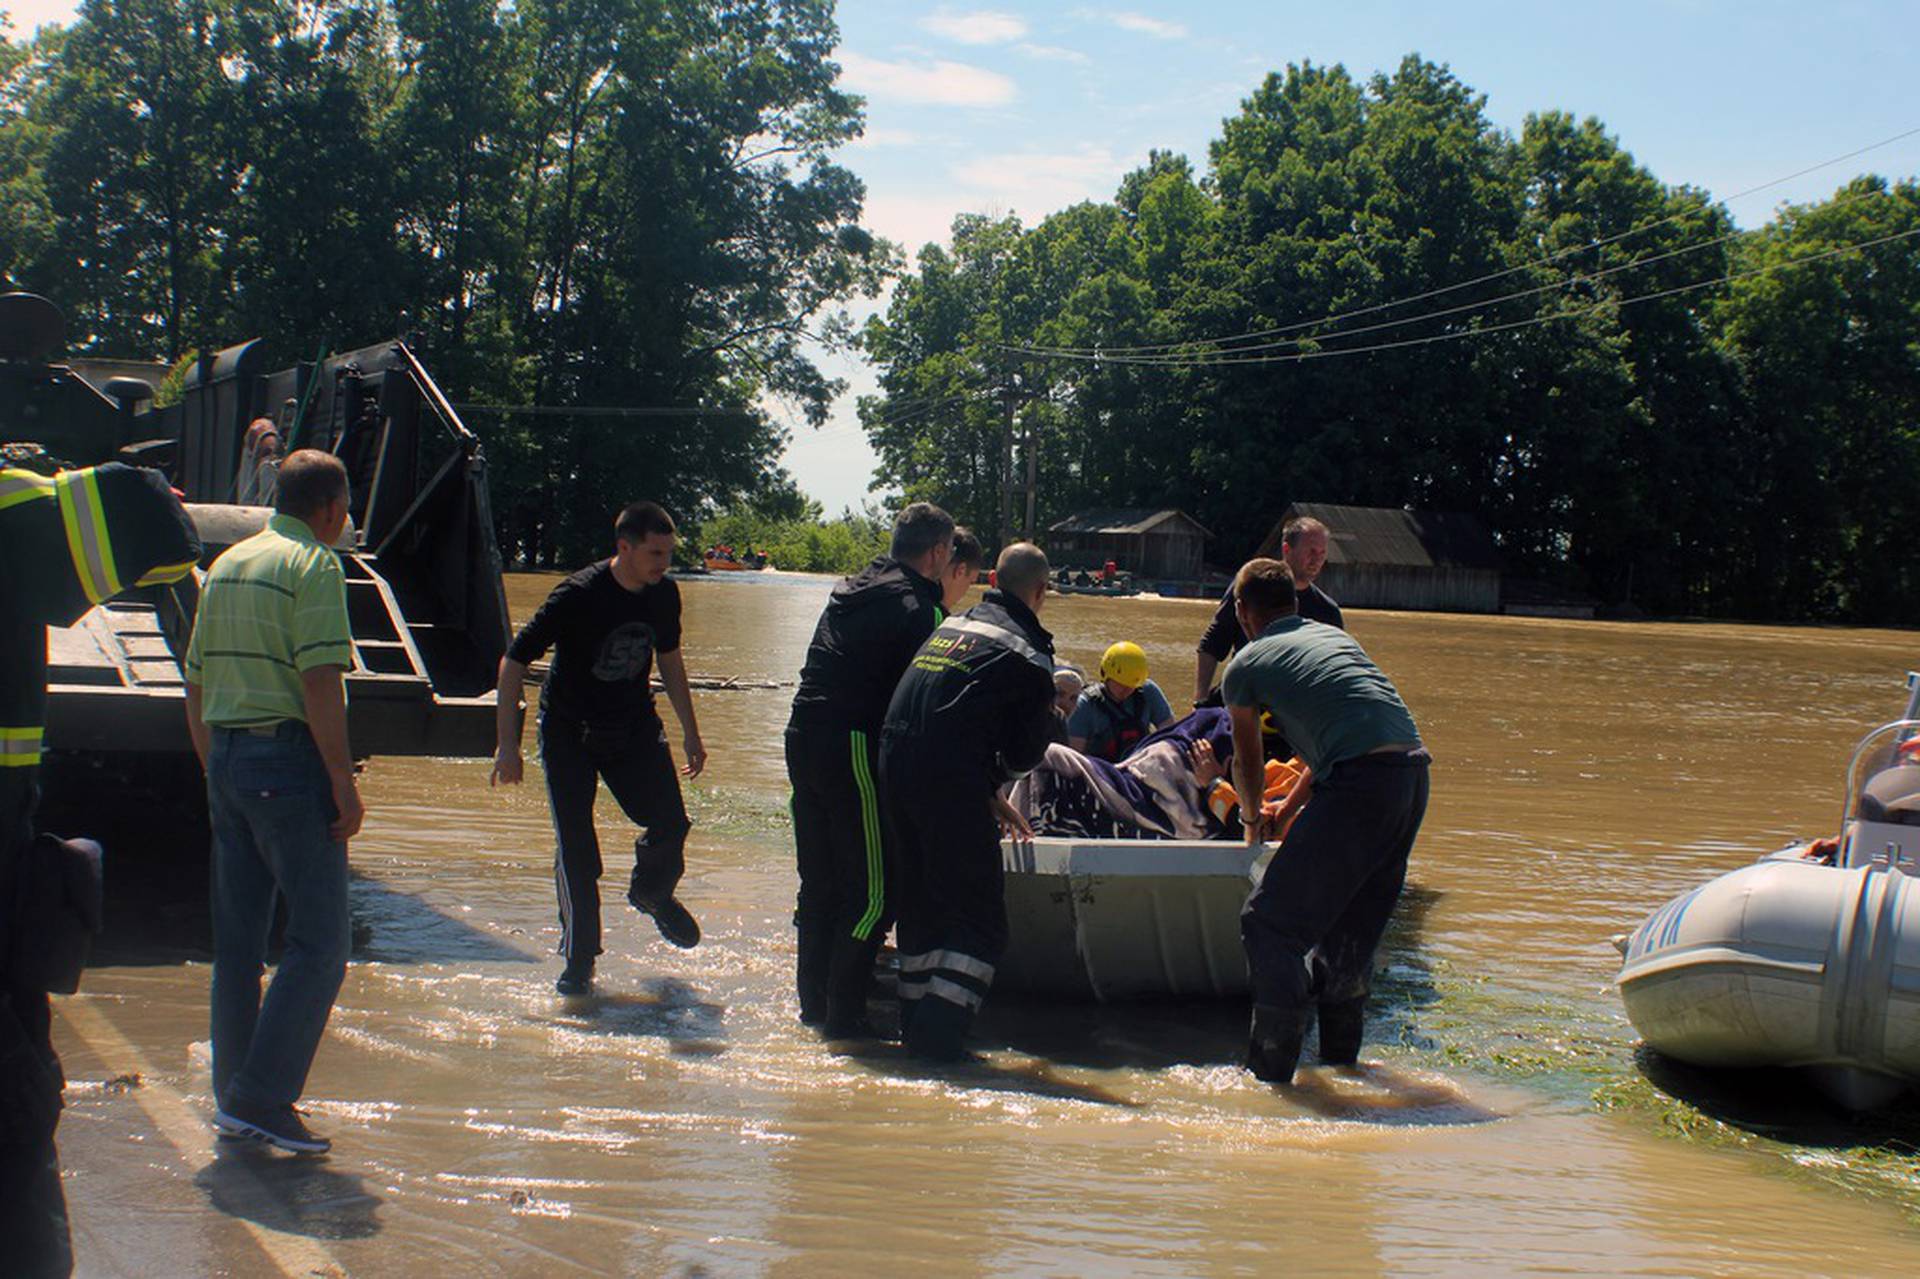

{"left": 235, "top": 418, "right": 281, "bottom": 506}
{"left": 4, "top": 461, "right": 197, "bottom": 1270}
{"left": 783, "top": 503, "right": 964, "bottom": 1036}
{"left": 1194, "top": 515, "right": 1342, "bottom": 705}
{"left": 1052, "top": 665, "right": 1085, "bottom": 718}
{"left": 184, "top": 450, "right": 360, "bottom": 1154}
{"left": 1221, "top": 557, "right": 1428, "bottom": 1086}
{"left": 1049, "top": 664, "right": 1085, "bottom": 744}
{"left": 881, "top": 543, "right": 1056, "bottom": 1061}
{"left": 491, "top": 502, "right": 707, "bottom": 996}
{"left": 1068, "top": 641, "right": 1174, "bottom": 762}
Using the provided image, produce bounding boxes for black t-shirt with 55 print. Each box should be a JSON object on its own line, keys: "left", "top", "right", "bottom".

{"left": 507, "top": 561, "right": 682, "bottom": 728}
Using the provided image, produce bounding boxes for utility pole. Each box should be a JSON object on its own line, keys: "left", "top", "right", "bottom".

{"left": 1022, "top": 414, "right": 1038, "bottom": 542}
{"left": 998, "top": 383, "right": 1016, "bottom": 550}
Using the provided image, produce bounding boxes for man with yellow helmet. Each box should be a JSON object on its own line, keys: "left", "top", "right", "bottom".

{"left": 1066, "top": 640, "right": 1175, "bottom": 762}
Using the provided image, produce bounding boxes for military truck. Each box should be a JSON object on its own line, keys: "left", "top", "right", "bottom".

{"left": 1, "top": 292, "right": 509, "bottom": 822}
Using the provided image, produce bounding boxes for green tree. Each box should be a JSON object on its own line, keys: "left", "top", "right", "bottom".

{"left": 1715, "top": 178, "right": 1920, "bottom": 622}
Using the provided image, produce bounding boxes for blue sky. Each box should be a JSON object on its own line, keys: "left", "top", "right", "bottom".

{"left": 10, "top": 1, "right": 1918, "bottom": 514}
{"left": 791, "top": 1, "right": 1920, "bottom": 514}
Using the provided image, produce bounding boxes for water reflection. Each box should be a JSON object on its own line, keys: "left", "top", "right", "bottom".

{"left": 50, "top": 574, "right": 1920, "bottom": 1273}
{"left": 195, "top": 1143, "right": 382, "bottom": 1241}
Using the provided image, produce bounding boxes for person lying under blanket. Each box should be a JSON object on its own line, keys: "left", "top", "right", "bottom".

{"left": 1010, "top": 708, "right": 1308, "bottom": 841}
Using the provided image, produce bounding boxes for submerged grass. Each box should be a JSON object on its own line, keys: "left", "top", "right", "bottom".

{"left": 1378, "top": 954, "right": 1920, "bottom": 1219}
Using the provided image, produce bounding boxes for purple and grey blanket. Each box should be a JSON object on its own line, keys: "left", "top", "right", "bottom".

{"left": 1011, "top": 708, "right": 1235, "bottom": 840}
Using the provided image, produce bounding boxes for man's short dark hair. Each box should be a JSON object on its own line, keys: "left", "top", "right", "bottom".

{"left": 1281, "top": 515, "right": 1327, "bottom": 548}
{"left": 1234, "top": 557, "right": 1297, "bottom": 618}
{"left": 950, "top": 525, "right": 983, "bottom": 571}
{"left": 891, "top": 501, "right": 955, "bottom": 562}
{"left": 274, "top": 449, "right": 348, "bottom": 520}
{"left": 996, "top": 542, "right": 1050, "bottom": 599}
{"left": 615, "top": 501, "right": 675, "bottom": 544}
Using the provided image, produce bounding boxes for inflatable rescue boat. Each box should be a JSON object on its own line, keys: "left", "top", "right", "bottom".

{"left": 1617, "top": 675, "right": 1920, "bottom": 1109}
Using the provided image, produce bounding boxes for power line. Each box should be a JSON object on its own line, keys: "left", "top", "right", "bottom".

{"left": 1004, "top": 124, "right": 1920, "bottom": 358}
{"left": 1005, "top": 225, "right": 1920, "bottom": 368}
{"left": 455, "top": 402, "right": 756, "bottom": 419}
{"left": 1010, "top": 183, "right": 1898, "bottom": 363}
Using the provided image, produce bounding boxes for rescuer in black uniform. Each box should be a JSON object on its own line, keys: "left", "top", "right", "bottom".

{"left": 881, "top": 542, "right": 1057, "bottom": 1061}
{"left": 0, "top": 462, "right": 198, "bottom": 1278}
{"left": 784, "top": 502, "right": 966, "bottom": 1034}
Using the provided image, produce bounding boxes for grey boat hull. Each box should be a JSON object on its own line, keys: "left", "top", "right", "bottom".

{"left": 1618, "top": 849, "right": 1920, "bottom": 1110}
{"left": 999, "top": 837, "right": 1260, "bottom": 1001}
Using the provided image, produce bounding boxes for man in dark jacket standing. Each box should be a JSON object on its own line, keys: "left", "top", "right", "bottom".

{"left": 881, "top": 543, "right": 1056, "bottom": 1061}
{"left": 784, "top": 502, "right": 963, "bottom": 1035}
{"left": 1194, "top": 515, "right": 1342, "bottom": 705}
{"left": 2, "top": 462, "right": 198, "bottom": 1275}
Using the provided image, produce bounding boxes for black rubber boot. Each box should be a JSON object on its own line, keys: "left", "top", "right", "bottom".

{"left": 1246, "top": 1003, "right": 1313, "bottom": 1084}
{"left": 823, "top": 934, "right": 882, "bottom": 1038}
{"left": 795, "top": 921, "right": 830, "bottom": 1026}
{"left": 903, "top": 995, "right": 973, "bottom": 1062}
{"left": 1316, "top": 996, "right": 1368, "bottom": 1066}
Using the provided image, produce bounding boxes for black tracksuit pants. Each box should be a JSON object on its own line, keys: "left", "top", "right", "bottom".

{"left": 540, "top": 711, "right": 691, "bottom": 960}
{"left": 785, "top": 726, "right": 893, "bottom": 1027}
{"left": 1241, "top": 750, "right": 1430, "bottom": 1038}
{"left": 882, "top": 746, "right": 1007, "bottom": 1060}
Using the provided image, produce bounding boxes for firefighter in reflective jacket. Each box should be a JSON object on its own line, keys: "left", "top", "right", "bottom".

{"left": 0, "top": 463, "right": 198, "bottom": 1278}
{"left": 879, "top": 543, "right": 1056, "bottom": 1061}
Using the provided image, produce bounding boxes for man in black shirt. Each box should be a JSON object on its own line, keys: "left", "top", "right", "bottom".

{"left": 1193, "top": 515, "right": 1343, "bottom": 705}
{"left": 785, "top": 504, "right": 972, "bottom": 1036}
{"left": 491, "top": 502, "right": 706, "bottom": 995}
{"left": 881, "top": 543, "right": 1057, "bottom": 1061}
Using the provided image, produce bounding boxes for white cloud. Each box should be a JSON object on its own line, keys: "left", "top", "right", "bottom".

{"left": 3, "top": 0, "right": 79, "bottom": 31}
{"left": 920, "top": 8, "right": 1028, "bottom": 45}
{"left": 949, "top": 144, "right": 1130, "bottom": 218}
{"left": 1075, "top": 8, "right": 1189, "bottom": 40}
{"left": 837, "top": 51, "right": 1018, "bottom": 107}
{"left": 862, "top": 192, "right": 979, "bottom": 257}
{"left": 1015, "top": 42, "right": 1091, "bottom": 64}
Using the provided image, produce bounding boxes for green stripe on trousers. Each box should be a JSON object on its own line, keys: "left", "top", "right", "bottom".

{"left": 849, "top": 729, "right": 886, "bottom": 940}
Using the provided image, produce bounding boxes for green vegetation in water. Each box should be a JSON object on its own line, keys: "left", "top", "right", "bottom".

{"left": 1374, "top": 944, "right": 1920, "bottom": 1219}
{"left": 682, "top": 783, "right": 793, "bottom": 840}
{"left": 692, "top": 495, "right": 891, "bottom": 576}
{"left": 1593, "top": 1071, "right": 1920, "bottom": 1221}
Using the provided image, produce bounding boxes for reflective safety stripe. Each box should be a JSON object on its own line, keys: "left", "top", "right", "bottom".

{"left": 940, "top": 616, "right": 1050, "bottom": 673}
{"left": 925, "top": 976, "right": 984, "bottom": 1009}
{"left": 898, "top": 948, "right": 995, "bottom": 983}
{"left": 0, "top": 468, "right": 55, "bottom": 512}
{"left": 0, "top": 725, "right": 44, "bottom": 768}
{"left": 136, "top": 556, "right": 198, "bottom": 588}
{"left": 55, "top": 468, "right": 122, "bottom": 603}
{"left": 849, "top": 729, "right": 887, "bottom": 941}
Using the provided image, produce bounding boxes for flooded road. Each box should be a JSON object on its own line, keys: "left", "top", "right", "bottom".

{"left": 53, "top": 572, "right": 1920, "bottom": 1275}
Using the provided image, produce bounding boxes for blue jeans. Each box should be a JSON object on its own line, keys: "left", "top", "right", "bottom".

{"left": 207, "top": 723, "right": 349, "bottom": 1111}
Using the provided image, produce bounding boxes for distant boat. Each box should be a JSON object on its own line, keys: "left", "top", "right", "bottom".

{"left": 702, "top": 549, "right": 769, "bottom": 572}
{"left": 1053, "top": 567, "right": 1139, "bottom": 597}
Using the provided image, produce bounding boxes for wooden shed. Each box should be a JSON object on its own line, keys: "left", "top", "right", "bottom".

{"left": 1256, "top": 502, "right": 1502, "bottom": 613}
{"left": 1047, "top": 507, "right": 1210, "bottom": 582}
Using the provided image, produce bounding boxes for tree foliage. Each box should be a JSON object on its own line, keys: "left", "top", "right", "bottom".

{"left": 0, "top": 0, "right": 888, "bottom": 567}
{"left": 860, "top": 55, "right": 1920, "bottom": 623}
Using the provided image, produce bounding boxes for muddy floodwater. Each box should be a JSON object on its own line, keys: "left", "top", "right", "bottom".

{"left": 51, "top": 572, "right": 1920, "bottom": 1275}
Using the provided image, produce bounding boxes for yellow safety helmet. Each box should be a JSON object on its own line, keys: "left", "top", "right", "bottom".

{"left": 1099, "top": 641, "right": 1149, "bottom": 690}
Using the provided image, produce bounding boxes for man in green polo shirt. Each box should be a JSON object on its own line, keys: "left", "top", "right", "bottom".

{"left": 1221, "top": 557, "right": 1429, "bottom": 1087}
{"left": 184, "top": 449, "right": 361, "bottom": 1154}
